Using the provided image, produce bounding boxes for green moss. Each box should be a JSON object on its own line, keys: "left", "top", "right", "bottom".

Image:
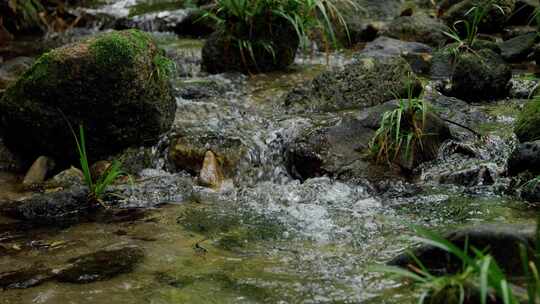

{"left": 89, "top": 30, "right": 152, "bottom": 68}
{"left": 153, "top": 53, "right": 176, "bottom": 81}
{"left": 515, "top": 97, "right": 540, "bottom": 142}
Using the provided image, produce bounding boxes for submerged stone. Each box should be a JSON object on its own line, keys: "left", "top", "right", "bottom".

{"left": 56, "top": 246, "right": 144, "bottom": 283}
{"left": 0, "top": 29, "right": 176, "bottom": 164}
{"left": 0, "top": 266, "right": 52, "bottom": 289}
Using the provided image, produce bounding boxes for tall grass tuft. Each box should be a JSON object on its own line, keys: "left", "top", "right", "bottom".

{"left": 69, "top": 125, "right": 124, "bottom": 206}
{"left": 370, "top": 76, "right": 427, "bottom": 166}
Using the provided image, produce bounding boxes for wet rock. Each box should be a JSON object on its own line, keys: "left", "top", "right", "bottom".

{"left": 357, "top": 37, "right": 433, "bottom": 74}
{"left": 168, "top": 131, "right": 247, "bottom": 178}
{"left": 112, "top": 146, "right": 154, "bottom": 176}
{"left": 361, "top": 100, "right": 453, "bottom": 170}
{"left": 500, "top": 32, "right": 537, "bottom": 62}
{"left": 0, "top": 265, "right": 52, "bottom": 289}
{"left": 286, "top": 115, "right": 373, "bottom": 181}
{"left": 384, "top": 13, "right": 449, "bottom": 47}
{"left": 1, "top": 187, "right": 91, "bottom": 225}
{"left": 438, "top": 163, "right": 497, "bottom": 186}
{"left": 198, "top": 151, "right": 224, "bottom": 189}
{"left": 22, "top": 156, "right": 55, "bottom": 187}
{"left": 337, "top": 0, "right": 399, "bottom": 44}
{"left": 502, "top": 25, "right": 538, "bottom": 40}
{"left": 509, "top": 140, "right": 540, "bottom": 175}
{"left": 442, "top": 0, "right": 515, "bottom": 33}
{"left": 56, "top": 246, "right": 144, "bottom": 283}
{"left": 436, "top": 49, "right": 512, "bottom": 102}
{"left": 358, "top": 36, "right": 432, "bottom": 60}
{"left": 45, "top": 166, "right": 84, "bottom": 189}
{"left": 0, "top": 30, "right": 176, "bottom": 164}
{"left": 178, "top": 79, "right": 229, "bottom": 100}
{"left": 521, "top": 179, "right": 540, "bottom": 202}
{"left": 390, "top": 224, "right": 535, "bottom": 275}
{"left": 0, "top": 56, "right": 34, "bottom": 91}
{"left": 515, "top": 97, "right": 540, "bottom": 142}
{"left": 201, "top": 18, "right": 298, "bottom": 74}
{"left": 284, "top": 56, "right": 422, "bottom": 112}
{"left": 287, "top": 101, "right": 451, "bottom": 179}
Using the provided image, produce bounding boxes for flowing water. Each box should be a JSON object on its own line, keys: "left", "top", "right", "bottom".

{"left": 1, "top": 2, "right": 539, "bottom": 303}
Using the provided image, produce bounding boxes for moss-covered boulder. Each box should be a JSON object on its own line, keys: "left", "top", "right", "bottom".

{"left": 442, "top": 0, "right": 516, "bottom": 33}
{"left": 433, "top": 48, "right": 511, "bottom": 102}
{"left": 515, "top": 98, "right": 540, "bottom": 142}
{"left": 201, "top": 17, "right": 298, "bottom": 74}
{"left": 284, "top": 56, "right": 422, "bottom": 112}
{"left": 0, "top": 30, "right": 176, "bottom": 163}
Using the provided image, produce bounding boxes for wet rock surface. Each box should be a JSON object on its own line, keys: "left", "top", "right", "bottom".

{"left": 437, "top": 49, "right": 512, "bottom": 102}
{"left": 384, "top": 13, "right": 449, "bottom": 47}
{"left": 284, "top": 56, "right": 422, "bottom": 112}
{"left": 500, "top": 32, "right": 537, "bottom": 62}
{"left": 1, "top": 187, "right": 91, "bottom": 225}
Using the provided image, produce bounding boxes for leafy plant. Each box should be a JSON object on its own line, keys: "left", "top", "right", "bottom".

{"left": 370, "top": 76, "right": 428, "bottom": 166}
{"left": 70, "top": 125, "right": 124, "bottom": 206}
{"left": 7, "top": 0, "right": 45, "bottom": 30}
{"left": 442, "top": 1, "right": 504, "bottom": 56}
{"left": 203, "top": 0, "right": 357, "bottom": 67}
{"left": 372, "top": 223, "right": 540, "bottom": 304}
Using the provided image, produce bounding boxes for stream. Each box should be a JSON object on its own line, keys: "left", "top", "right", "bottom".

{"left": 1, "top": 0, "right": 540, "bottom": 303}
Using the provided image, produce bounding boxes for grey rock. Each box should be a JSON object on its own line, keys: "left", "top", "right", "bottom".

{"left": 385, "top": 14, "right": 450, "bottom": 47}
{"left": 500, "top": 32, "right": 537, "bottom": 62}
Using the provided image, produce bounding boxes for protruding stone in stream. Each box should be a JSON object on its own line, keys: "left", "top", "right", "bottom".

{"left": 0, "top": 29, "right": 176, "bottom": 164}
{"left": 287, "top": 100, "right": 451, "bottom": 180}
{"left": 440, "top": 0, "right": 516, "bottom": 33}
{"left": 432, "top": 48, "right": 512, "bottom": 102}
{"left": 389, "top": 224, "right": 535, "bottom": 276}
{"left": 0, "top": 187, "right": 91, "bottom": 225}
{"left": 45, "top": 166, "right": 85, "bottom": 189}
{"left": 56, "top": 246, "right": 144, "bottom": 283}
{"left": 168, "top": 131, "right": 247, "bottom": 179}
{"left": 22, "top": 156, "right": 55, "bottom": 187}
{"left": 198, "top": 150, "right": 224, "bottom": 189}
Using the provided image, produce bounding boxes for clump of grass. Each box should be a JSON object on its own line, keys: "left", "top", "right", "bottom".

{"left": 370, "top": 77, "right": 428, "bottom": 166}
{"left": 70, "top": 125, "right": 124, "bottom": 206}
{"left": 442, "top": 1, "right": 505, "bottom": 56}
{"left": 372, "top": 223, "right": 540, "bottom": 304}
{"left": 6, "top": 0, "right": 45, "bottom": 31}
{"left": 203, "top": 0, "right": 358, "bottom": 66}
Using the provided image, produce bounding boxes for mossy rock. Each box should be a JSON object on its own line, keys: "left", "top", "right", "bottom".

{"left": 433, "top": 48, "right": 511, "bottom": 102}
{"left": 284, "top": 56, "right": 422, "bottom": 112}
{"left": 442, "top": 0, "right": 516, "bottom": 33}
{"left": 0, "top": 29, "right": 176, "bottom": 164}
{"left": 201, "top": 17, "right": 299, "bottom": 74}
{"left": 515, "top": 98, "right": 540, "bottom": 142}
{"left": 385, "top": 13, "right": 450, "bottom": 47}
